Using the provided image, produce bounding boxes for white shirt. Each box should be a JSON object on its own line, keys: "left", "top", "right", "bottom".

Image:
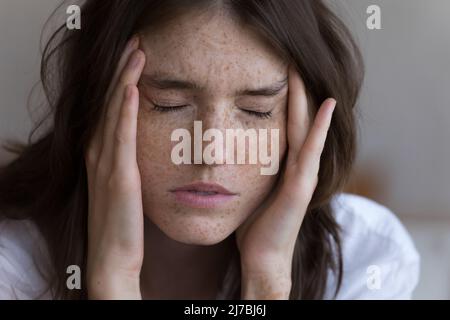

{"left": 0, "top": 193, "right": 420, "bottom": 300}
{"left": 325, "top": 193, "right": 420, "bottom": 299}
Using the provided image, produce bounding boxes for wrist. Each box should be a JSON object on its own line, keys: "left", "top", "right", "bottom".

{"left": 87, "top": 272, "right": 141, "bottom": 300}
{"left": 241, "top": 270, "right": 292, "bottom": 300}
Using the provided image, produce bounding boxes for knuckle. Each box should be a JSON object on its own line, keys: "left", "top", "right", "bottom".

{"left": 118, "top": 77, "right": 129, "bottom": 89}
{"left": 114, "top": 129, "right": 128, "bottom": 144}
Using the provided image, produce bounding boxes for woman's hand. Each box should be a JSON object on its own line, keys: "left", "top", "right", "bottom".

{"left": 84, "top": 36, "right": 146, "bottom": 299}
{"left": 236, "top": 66, "right": 336, "bottom": 299}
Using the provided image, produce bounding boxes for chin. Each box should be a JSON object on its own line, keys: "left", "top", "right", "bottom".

{"left": 172, "top": 233, "right": 229, "bottom": 246}
{"left": 152, "top": 213, "right": 236, "bottom": 246}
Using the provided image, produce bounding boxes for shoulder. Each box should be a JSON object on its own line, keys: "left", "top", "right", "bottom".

{"left": 324, "top": 193, "right": 420, "bottom": 299}
{"left": 0, "top": 218, "right": 53, "bottom": 299}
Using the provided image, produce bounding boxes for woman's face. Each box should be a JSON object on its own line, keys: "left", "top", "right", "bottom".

{"left": 136, "top": 9, "right": 289, "bottom": 245}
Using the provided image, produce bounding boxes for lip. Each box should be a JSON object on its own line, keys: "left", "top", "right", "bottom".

{"left": 169, "top": 181, "right": 238, "bottom": 209}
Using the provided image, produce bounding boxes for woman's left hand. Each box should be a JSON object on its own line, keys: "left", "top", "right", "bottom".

{"left": 236, "top": 65, "right": 336, "bottom": 299}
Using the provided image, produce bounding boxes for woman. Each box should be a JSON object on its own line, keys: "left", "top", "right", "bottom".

{"left": 0, "top": 0, "right": 419, "bottom": 299}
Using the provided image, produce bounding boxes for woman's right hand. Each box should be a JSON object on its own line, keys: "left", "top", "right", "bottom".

{"left": 84, "top": 36, "right": 146, "bottom": 299}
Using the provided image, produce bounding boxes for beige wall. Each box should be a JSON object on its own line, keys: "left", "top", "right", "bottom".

{"left": 334, "top": 0, "right": 450, "bottom": 219}
{"left": 0, "top": 0, "right": 61, "bottom": 164}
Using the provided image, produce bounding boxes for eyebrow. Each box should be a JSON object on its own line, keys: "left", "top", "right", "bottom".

{"left": 139, "top": 73, "right": 288, "bottom": 97}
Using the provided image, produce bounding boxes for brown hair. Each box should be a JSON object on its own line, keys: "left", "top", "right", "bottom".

{"left": 0, "top": 0, "right": 364, "bottom": 299}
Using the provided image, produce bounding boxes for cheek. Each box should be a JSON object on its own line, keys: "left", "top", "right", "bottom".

{"left": 136, "top": 109, "right": 177, "bottom": 201}
{"left": 136, "top": 105, "right": 188, "bottom": 172}
{"left": 137, "top": 118, "right": 168, "bottom": 172}
{"left": 224, "top": 119, "right": 287, "bottom": 223}
{"left": 234, "top": 166, "right": 279, "bottom": 210}
{"left": 134, "top": 105, "right": 287, "bottom": 245}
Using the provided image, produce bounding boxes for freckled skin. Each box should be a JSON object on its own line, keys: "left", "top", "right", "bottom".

{"left": 136, "top": 8, "right": 289, "bottom": 245}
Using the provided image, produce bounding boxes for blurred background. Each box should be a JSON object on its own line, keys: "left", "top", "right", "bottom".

{"left": 0, "top": 0, "right": 449, "bottom": 299}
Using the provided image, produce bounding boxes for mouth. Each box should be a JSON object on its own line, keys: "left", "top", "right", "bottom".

{"left": 169, "top": 181, "right": 238, "bottom": 209}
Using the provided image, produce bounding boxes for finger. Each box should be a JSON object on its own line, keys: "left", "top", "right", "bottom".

{"left": 87, "top": 36, "right": 139, "bottom": 166}
{"left": 296, "top": 98, "right": 336, "bottom": 183}
{"left": 99, "top": 49, "right": 146, "bottom": 172}
{"left": 287, "top": 65, "right": 310, "bottom": 162}
{"left": 112, "top": 85, "right": 139, "bottom": 173}
{"left": 105, "top": 36, "right": 140, "bottom": 108}
{"left": 271, "top": 98, "right": 335, "bottom": 240}
{"left": 85, "top": 36, "right": 140, "bottom": 209}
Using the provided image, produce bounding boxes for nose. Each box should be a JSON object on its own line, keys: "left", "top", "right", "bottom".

{"left": 197, "top": 100, "right": 232, "bottom": 130}
{"left": 191, "top": 101, "right": 235, "bottom": 166}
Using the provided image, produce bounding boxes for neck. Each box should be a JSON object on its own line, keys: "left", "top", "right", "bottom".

{"left": 140, "top": 216, "right": 236, "bottom": 299}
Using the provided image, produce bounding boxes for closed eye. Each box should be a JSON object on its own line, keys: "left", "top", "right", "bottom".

{"left": 153, "top": 103, "right": 272, "bottom": 119}
{"left": 241, "top": 109, "right": 273, "bottom": 119}
{"left": 153, "top": 104, "right": 188, "bottom": 112}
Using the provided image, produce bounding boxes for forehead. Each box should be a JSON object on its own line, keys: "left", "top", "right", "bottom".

{"left": 139, "top": 8, "right": 287, "bottom": 91}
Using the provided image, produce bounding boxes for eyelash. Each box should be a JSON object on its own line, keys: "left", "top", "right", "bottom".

{"left": 153, "top": 104, "right": 273, "bottom": 119}
{"left": 242, "top": 109, "right": 273, "bottom": 119}
{"left": 153, "top": 104, "right": 187, "bottom": 113}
